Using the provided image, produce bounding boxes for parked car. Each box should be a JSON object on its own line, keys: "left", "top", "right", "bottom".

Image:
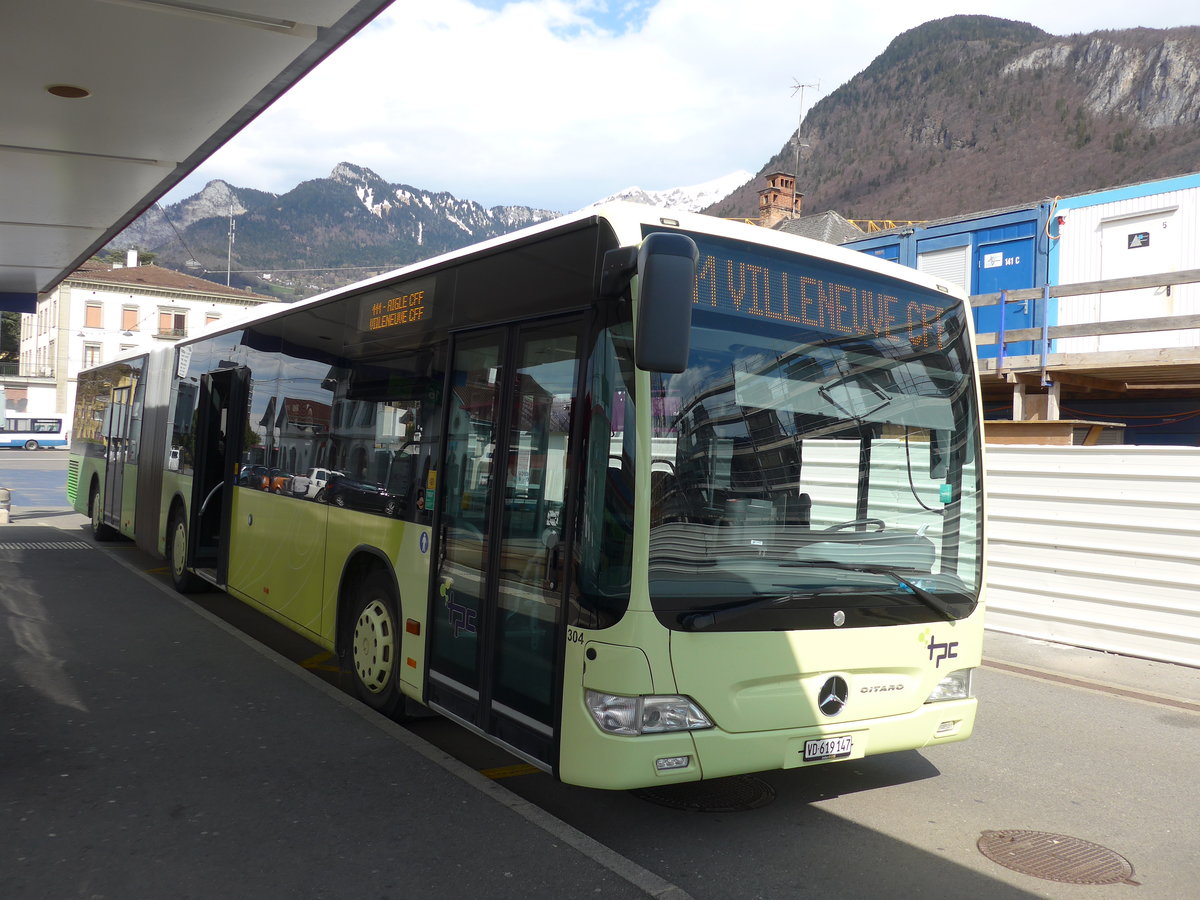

{"left": 319, "top": 474, "right": 400, "bottom": 517}
{"left": 265, "top": 468, "right": 292, "bottom": 494}
{"left": 291, "top": 467, "right": 342, "bottom": 499}
{"left": 237, "top": 464, "right": 270, "bottom": 488}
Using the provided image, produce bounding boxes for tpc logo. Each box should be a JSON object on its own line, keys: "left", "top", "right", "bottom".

{"left": 926, "top": 633, "right": 958, "bottom": 668}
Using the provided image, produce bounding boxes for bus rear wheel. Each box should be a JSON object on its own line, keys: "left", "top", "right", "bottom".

{"left": 24, "top": 439, "right": 38, "bottom": 451}
{"left": 347, "top": 569, "right": 406, "bottom": 719}
{"left": 89, "top": 483, "right": 117, "bottom": 542}
{"left": 166, "top": 508, "right": 203, "bottom": 593}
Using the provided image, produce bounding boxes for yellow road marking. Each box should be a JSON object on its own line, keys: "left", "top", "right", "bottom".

{"left": 301, "top": 651, "right": 340, "bottom": 673}
{"left": 480, "top": 763, "right": 542, "bottom": 780}
{"left": 145, "top": 566, "right": 170, "bottom": 575}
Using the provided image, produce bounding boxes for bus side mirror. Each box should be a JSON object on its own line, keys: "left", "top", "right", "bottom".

{"left": 634, "top": 233, "right": 698, "bottom": 374}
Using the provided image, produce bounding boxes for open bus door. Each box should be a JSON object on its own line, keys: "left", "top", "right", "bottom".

{"left": 99, "top": 384, "right": 134, "bottom": 532}
{"left": 189, "top": 366, "right": 250, "bottom": 587}
{"left": 427, "top": 317, "right": 582, "bottom": 771}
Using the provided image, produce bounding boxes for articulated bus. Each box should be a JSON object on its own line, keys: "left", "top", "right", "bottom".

{"left": 1, "top": 415, "right": 69, "bottom": 450}
{"left": 69, "top": 203, "right": 985, "bottom": 790}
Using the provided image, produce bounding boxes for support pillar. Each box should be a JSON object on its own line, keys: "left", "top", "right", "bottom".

{"left": 1046, "top": 381, "right": 1061, "bottom": 420}
{"left": 1012, "top": 381, "right": 1028, "bottom": 420}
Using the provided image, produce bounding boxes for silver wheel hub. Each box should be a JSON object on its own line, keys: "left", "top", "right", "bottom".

{"left": 172, "top": 521, "right": 187, "bottom": 575}
{"left": 353, "top": 599, "right": 395, "bottom": 694}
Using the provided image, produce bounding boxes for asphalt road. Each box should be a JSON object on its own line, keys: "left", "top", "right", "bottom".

{"left": 497, "top": 659, "right": 1200, "bottom": 898}
{"left": 0, "top": 447, "right": 71, "bottom": 511}
{"left": 4, "top": 449, "right": 1198, "bottom": 898}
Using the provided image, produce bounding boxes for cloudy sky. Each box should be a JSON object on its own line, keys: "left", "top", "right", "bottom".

{"left": 163, "top": 0, "right": 1196, "bottom": 213}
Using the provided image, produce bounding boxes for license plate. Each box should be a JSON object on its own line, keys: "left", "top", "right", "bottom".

{"left": 803, "top": 734, "right": 853, "bottom": 762}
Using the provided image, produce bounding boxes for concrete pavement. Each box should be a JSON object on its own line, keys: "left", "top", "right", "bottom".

{"left": 0, "top": 519, "right": 684, "bottom": 899}
{"left": 982, "top": 629, "right": 1200, "bottom": 712}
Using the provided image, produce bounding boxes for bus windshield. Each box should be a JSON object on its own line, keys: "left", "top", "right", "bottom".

{"left": 647, "top": 239, "right": 982, "bottom": 632}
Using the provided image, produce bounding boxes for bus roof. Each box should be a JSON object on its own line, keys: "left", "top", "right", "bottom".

{"left": 175, "top": 201, "right": 967, "bottom": 346}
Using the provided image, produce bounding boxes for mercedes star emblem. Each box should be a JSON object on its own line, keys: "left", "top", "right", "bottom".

{"left": 818, "top": 676, "right": 849, "bottom": 717}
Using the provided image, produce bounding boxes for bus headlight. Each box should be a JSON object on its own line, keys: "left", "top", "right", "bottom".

{"left": 585, "top": 690, "right": 713, "bottom": 736}
{"left": 925, "top": 668, "right": 973, "bottom": 703}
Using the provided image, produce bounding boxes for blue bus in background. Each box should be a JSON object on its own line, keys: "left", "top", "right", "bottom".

{"left": 1, "top": 415, "right": 69, "bottom": 450}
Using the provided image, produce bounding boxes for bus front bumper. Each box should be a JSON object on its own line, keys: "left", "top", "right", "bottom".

{"left": 690, "top": 696, "right": 977, "bottom": 782}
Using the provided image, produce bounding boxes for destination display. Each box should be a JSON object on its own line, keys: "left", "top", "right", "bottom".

{"left": 357, "top": 276, "right": 436, "bottom": 337}
{"left": 663, "top": 229, "right": 958, "bottom": 351}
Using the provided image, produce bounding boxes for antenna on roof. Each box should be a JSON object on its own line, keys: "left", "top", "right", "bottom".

{"left": 789, "top": 79, "right": 820, "bottom": 219}
{"left": 226, "top": 204, "right": 236, "bottom": 287}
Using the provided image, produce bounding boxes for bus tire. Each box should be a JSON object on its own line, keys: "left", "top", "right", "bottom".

{"left": 89, "top": 482, "right": 118, "bottom": 542}
{"left": 24, "top": 439, "right": 38, "bottom": 451}
{"left": 347, "top": 569, "right": 406, "bottom": 720}
{"left": 166, "top": 507, "right": 203, "bottom": 593}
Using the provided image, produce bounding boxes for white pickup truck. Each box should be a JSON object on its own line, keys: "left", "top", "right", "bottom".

{"left": 290, "top": 467, "right": 343, "bottom": 499}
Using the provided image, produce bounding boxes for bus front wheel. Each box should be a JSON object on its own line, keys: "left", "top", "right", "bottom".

{"left": 24, "top": 439, "right": 38, "bottom": 451}
{"left": 347, "top": 569, "right": 406, "bottom": 720}
{"left": 89, "top": 483, "right": 117, "bottom": 542}
{"left": 167, "top": 508, "right": 203, "bottom": 593}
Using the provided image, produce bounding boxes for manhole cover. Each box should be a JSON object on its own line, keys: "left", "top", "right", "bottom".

{"left": 978, "top": 830, "right": 1139, "bottom": 885}
{"left": 631, "top": 775, "right": 775, "bottom": 811}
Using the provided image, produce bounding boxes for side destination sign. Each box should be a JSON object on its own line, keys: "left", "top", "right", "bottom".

{"left": 359, "top": 276, "right": 436, "bottom": 335}
{"left": 678, "top": 231, "right": 955, "bottom": 351}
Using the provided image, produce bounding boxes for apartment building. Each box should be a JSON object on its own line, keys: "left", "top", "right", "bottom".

{"left": 12, "top": 255, "right": 277, "bottom": 417}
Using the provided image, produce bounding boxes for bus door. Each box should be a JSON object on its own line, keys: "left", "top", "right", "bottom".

{"left": 428, "top": 317, "right": 582, "bottom": 769}
{"left": 100, "top": 385, "right": 134, "bottom": 530}
{"left": 189, "top": 366, "right": 250, "bottom": 587}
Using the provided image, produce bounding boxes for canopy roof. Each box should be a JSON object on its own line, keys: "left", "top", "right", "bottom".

{"left": 0, "top": 0, "right": 392, "bottom": 310}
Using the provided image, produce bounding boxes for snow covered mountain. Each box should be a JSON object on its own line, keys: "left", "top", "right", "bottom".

{"left": 592, "top": 170, "right": 754, "bottom": 212}
{"left": 108, "top": 163, "right": 561, "bottom": 296}
{"left": 106, "top": 163, "right": 752, "bottom": 298}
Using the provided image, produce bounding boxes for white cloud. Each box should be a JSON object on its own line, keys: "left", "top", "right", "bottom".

{"left": 164, "top": 0, "right": 1197, "bottom": 211}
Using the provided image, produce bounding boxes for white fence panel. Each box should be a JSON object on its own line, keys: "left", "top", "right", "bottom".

{"left": 985, "top": 445, "right": 1200, "bottom": 666}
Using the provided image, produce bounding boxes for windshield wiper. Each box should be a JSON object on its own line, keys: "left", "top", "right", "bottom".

{"left": 677, "top": 560, "right": 968, "bottom": 631}
{"left": 678, "top": 585, "right": 863, "bottom": 632}
{"left": 783, "top": 559, "right": 967, "bottom": 623}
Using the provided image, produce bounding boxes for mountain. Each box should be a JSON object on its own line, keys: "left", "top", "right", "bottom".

{"left": 111, "top": 164, "right": 560, "bottom": 298}
{"left": 110, "top": 163, "right": 755, "bottom": 298}
{"left": 706, "top": 16, "right": 1200, "bottom": 222}
{"left": 593, "top": 170, "right": 754, "bottom": 212}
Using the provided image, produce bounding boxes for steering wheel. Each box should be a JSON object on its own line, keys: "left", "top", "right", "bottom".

{"left": 822, "top": 518, "right": 885, "bottom": 533}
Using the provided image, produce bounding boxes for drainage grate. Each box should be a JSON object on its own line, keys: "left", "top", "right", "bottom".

{"left": 977, "top": 830, "right": 1139, "bottom": 885}
{"left": 0, "top": 542, "right": 94, "bottom": 551}
{"left": 632, "top": 775, "right": 775, "bottom": 812}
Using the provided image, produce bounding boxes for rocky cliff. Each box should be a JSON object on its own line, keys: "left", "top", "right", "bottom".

{"left": 707, "top": 17, "right": 1200, "bottom": 222}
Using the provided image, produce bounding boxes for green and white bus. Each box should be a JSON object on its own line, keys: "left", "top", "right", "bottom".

{"left": 70, "top": 203, "right": 985, "bottom": 790}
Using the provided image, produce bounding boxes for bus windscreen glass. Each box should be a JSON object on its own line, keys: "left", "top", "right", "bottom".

{"left": 646, "top": 231, "right": 982, "bottom": 632}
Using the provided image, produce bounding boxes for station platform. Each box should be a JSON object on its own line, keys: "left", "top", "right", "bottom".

{"left": 0, "top": 517, "right": 683, "bottom": 899}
